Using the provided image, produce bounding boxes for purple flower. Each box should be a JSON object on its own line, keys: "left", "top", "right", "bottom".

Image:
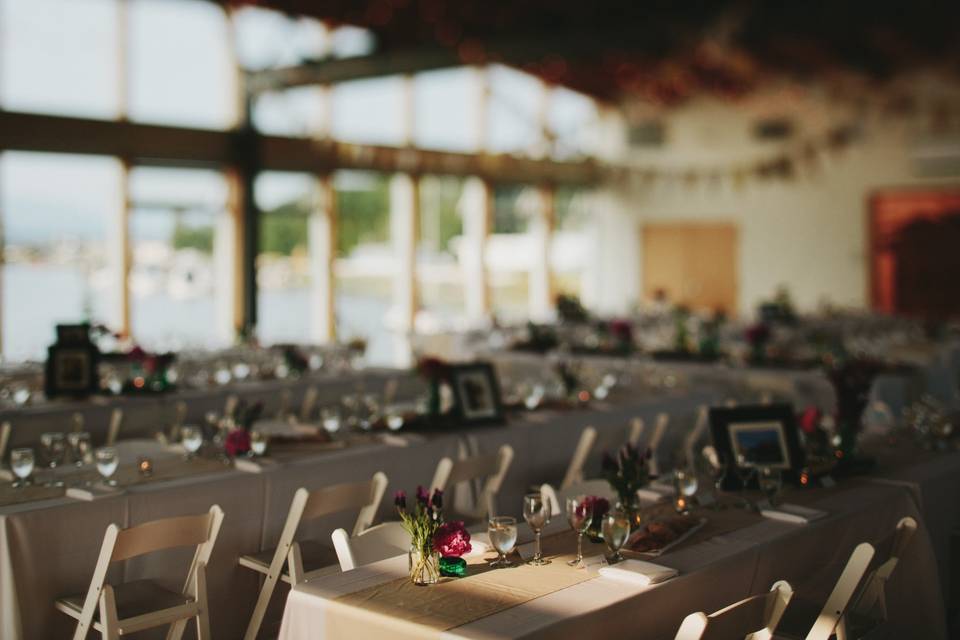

{"left": 601, "top": 452, "right": 618, "bottom": 473}
{"left": 433, "top": 521, "right": 472, "bottom": 557}
{"left": 431, "top": 488, "right": 443, "bottom": 509}
{"left": 394, "top": 490, "right": 407, "bottom": 510}
{"left": 416, "top": 485, "right": 430, "bottom": 505}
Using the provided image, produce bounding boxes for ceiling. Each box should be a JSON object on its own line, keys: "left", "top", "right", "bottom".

{"left": 224, "top": 0, "right": 960, "bottom": 104}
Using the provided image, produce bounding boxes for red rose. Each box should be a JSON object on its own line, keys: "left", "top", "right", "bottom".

{"left": 225, "top": 429, "right": 251, "bottom": 457}
{"left": 798, "top": 406, "right": 821, "bottom": 434}
{"left": 432, "top": 520, "right": 472, "bottom": 557}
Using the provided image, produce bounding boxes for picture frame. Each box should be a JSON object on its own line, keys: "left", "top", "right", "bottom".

{"left": 708, "top": 403, "right": 805, "bottom": 487}
{"left": 45, "top": 345, "right": 99, "bottom": 398}
{"left": 448, "top": 362, "right": 505, "bottom": 426}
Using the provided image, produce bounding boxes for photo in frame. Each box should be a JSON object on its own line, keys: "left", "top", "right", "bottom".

{"left": 45, "top": 345, "right": 99, "bottom": 398}
{"left": 708, "top": 403, "right": 805, "bottom": 488}
{"left": 448, "top": 362, "right": 505, "bottom": 425}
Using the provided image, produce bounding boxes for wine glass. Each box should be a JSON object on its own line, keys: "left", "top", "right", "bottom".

{"left": 250, "top": 430, "right": 268, "bottom": 457}
{"left": 565, "top": 496, "right": 593, "bottom": 568}
{"left": 95, "top": 447, "right": 119, "bottom": 486}
{"left": 67, "top": 432, "right": 92, "bottom": 467}
{"left": 673, "top": 467, "right": 698, "bottom": 514}
{"left": 384, "top": 405, "right": 405, "bottom": 431}
{"left": 523, "top": 493, "right": 551, "bottom": 566}
{"left": 757, "top": 466, "right": 783, "bottom": 507}
{"left": 602, "top": 509, "right": 631, "bottom": 564}
{"left": 359, "top": 394, "right": 380, "bottom": 431}
{"left": 10, "top": 447, "right": 34, "bottom": 488}
{"left": 40, "top": 432, "right": 66, "bottom": 487}
{"left": 181, "top": 425, "right": 203, "bottom": 460}
{"left": 487, "top": 516, "right": 518, "bottom": 568}
{"left": 321, "top": 406, "right": 342, "bottom": 434}
{"left": 734, "top": 454, "right": 757, "bottom": 511}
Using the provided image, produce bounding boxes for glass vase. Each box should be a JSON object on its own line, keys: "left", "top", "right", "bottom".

{"left": 617, "top": 495, "right": 644, "bottom": 532}
{"left": 408, "top": 545, "right": 441, "bottom": 585}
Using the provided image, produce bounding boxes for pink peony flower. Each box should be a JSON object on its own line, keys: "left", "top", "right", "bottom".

{"left": 225, "top": 429, "right": 251, "bottom": 457}
{"left": 433, "top": 520, "right": 472, "bottom": 557}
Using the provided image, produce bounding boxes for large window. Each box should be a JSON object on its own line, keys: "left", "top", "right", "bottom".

{"left": 128, "top": 167, "right": 231, "bottom": 351}
{"left": 488, "top": 186, "right": 531, "bottom": 320}
{"left": 1, "top": 152, "right": 122, "bottom": 361}
{"left": 417, "top": 176, "right": 466, "bottom": 327}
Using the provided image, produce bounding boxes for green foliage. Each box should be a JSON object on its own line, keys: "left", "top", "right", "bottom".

{"left": 172, "top": 221, "right": 213, "bottom": 253}
{"left": 419, "top": 177, "right": 463, "bottom": 254}
{"left": 260, "top": 200, "right": 308, "bottom": 256}
{"left": 336, "top": 178, "right": 390, "bottom": 256}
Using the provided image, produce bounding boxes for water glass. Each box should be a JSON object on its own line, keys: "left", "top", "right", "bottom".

{"left": 487, "top": 516, "right": 518, "bottom": 568}
{"left": 10, "top": 447, "right": 34, "bottom": 488}
{"left": 734, "top": 454, "right": 757, "bottom": 511}
{"left": 384, "top": 405, "right": 405, "bottom": 431}
{"left": 602, "top": 510, "right": 631, "bottom": 563}
{"left": 321, "top": 406, "right": 342, "bottom": 434}
{"left": 250, "top": 430, "right": 269, "bottom": 457}
{"left": 67, "top": 432, "right": 92, "bottom": 466}
{"left": 565, "top": 496, "right": 593, "bottom": 568}
{"left": 181, "top": 425, "right": 203, "bottom": 459}
{"left": 359, "top": 394, "right": 380, "bottom": 431}
{"left": 757, "top": 466, "right": 783, "bottom": 507}
{"left": 40, "top": 432, "right": 66, "bottom": 487}
{"left": 523, "top": 493, "right": 551, "bottom": 566}
{"left": 95, "top": 447, "right": 119, "bottom": 486}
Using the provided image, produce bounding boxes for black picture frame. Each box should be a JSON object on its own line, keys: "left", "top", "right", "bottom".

{"left": 448, "top": 362, "right": 505, "bottom": 426}
{"left": 45, "top": 345, "right": 99, "bottom": 398}
{"left": 708, "top": 403, "right": 806, "bottom": 487}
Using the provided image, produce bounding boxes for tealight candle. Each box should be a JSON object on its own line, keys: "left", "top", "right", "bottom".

{"left": 137, "top": 456, "right": 154, "bottom": 477}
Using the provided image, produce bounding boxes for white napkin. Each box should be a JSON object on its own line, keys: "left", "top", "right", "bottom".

{"left": 66, "top": 483, "right": 123, "bottom": 501}
{"left": 760, "top": 503, "right": 827, "bottom": 524}
{"left": 464, "top": 540, "right": 490, "bottom": 558}
{"left": 637, "top": 482, "right": 674, "bottom": 503}
{"left": 598, "top": 559, "right": 678, "bottom": 586}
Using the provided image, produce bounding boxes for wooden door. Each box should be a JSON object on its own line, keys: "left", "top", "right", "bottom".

{"left": 642, "top": 223, "right": 738, "bottom": 314}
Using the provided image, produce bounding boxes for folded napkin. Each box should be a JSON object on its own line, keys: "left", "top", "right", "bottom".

{"left": 598, "top": 559, "right": 678, "bottom": 586}
{"left": 66, "top": 483, "right": 123, "bottom": 501}
{"left": 464, "top": 540, "right": 490, "bottom": 558}
{"left": 760, "top": 503, "right": 827, "bottom": 524}
{"left": 637, "top": 482, "right": 675, "bottom": 503}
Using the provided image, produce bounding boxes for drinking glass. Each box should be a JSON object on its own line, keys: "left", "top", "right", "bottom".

{"left": 342, "top": 394, "right": 360, "bottom": 430}
{"left": 67, "top": 432, "right": 92, "bottom": 466}
{"left": 40, "top": 432, "right": 66, "bottom": 487}
{"left": 673, "top": 467, "right": 699, "bottom": 499}
{"left": 565, "top": 496, "right": 593, "bottom": 568}
{"left": 487, "top": 516, "right": 518, "bottom": 568}
{"left": 384, "top": 405, "right": 405, "bottom": 431}
{"left": 358, "top": 394, "right": 379, "bottom": 431}
{"left": 321, "top": 406, "right": 342, "bottom": 434}
{"left": 10, "top": 447, "right": 34, "bottom": 488}
{"left": 757, "top": 466, "right": 783, "bottom": 507}
{"left": 181, "top": 425, "right": 203, "bottom": 460}
{"left": 602, "top": 510, "right": 631, "bottom": 564}
{"left": 523, "top": 493, "right": 551, "bottom": 566}
{"left": 734, "top": 454, "right": 757, "bottom": 511}
{"left": 250, "top": 430, "right": 268, "bottom": 457}
{"left": 95, "top": 447, "right": 119, "bottom": 486}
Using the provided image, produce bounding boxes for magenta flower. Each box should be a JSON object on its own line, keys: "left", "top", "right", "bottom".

{"left": 224, "top": 429, "right": 251, "bottom": 457}
{"left": 432, "top": 520, "right": 472, "bottom": 557}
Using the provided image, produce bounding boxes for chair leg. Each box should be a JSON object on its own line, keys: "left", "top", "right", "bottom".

{"left": 195, "top": 564, "right": 212, "bottom": 640}
{"left": 244, "top": 567, "right": 283, "bottom": 640}
{"left": 99, "top": 586, "right": 120, "bottom": 640}
{"left": 165, "top": 619, "right": 188, "bottom": 640}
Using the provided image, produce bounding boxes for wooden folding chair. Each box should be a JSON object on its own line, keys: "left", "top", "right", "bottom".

{"left": 849, "top": 517, "right": 917, "bottom": 632}
{"left": 331, "top": 521, "right": 410, "bottom": 571}
{"left": 105, "top": 408, "right": 124, "bottom": 447}
{"left": 239, "top": 472, "right": 388, "bottom": 640}
{"left": 560, "top": 426, "right": 597, "bottom": 490}
{"left": 299, "top": 386, "right": 319, "bottom": 422}
{"left": 431, "top": 445, "right": 513, "bottom": 522}
{"left": 647, "top": 412, "right": 670, "bottom": 476}
{"left": 675, "top": 580, "right": 793, "bottom": 640}
{"left": 775, "top": 542, "right": 876, "bottom": 640}
{"left": 55, "top": 505, "right": 224, "bottom": 640}
{"left": 628, "top": 417, "right": 645, "bottom": 448}
{"left": 682, "top": 405, "right": 709, "bottom": 467}
{"left": 540, "top": 479, "right": 615, "bottom": 518}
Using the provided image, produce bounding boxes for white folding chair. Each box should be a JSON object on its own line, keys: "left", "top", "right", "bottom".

{"left": 647, "top": 412, "right": 669, "bottom": 476}
{"left": 239, "top": 472, "right": 388, "bottom": 640}
{"left": 560, "top": 426, "right": 597, "bottom": 490}
{"left": 0, "top": 421, "right": 11, "bottom": 480}
{"left": 276, "top": 389, "right": 292, "bottom": 419}
{"left": 847, "top": 517, "right": 917, "bottom": 635}
{"left": 105, "top": 408, "right": 124, "bottom": 446}
{"left": 776, "top": 542, "right": 876, "bottom": 640}
{"left": 299, "top": 386, "right": 319, "bottom": 422}
{"left": 55, "top": 505, "right": 224, "bottom": 640}
{"left": 431, "top": 445, "right": 514, "bottom": 522}
{"left": 223, "top": 394, "right": 239, "bottom": 420}
{"left": 541, "top": 479, "right": 615, "bottom": 519}
{"left": 628, "top": 417, "right": 645, "bottom": 448}
{"left": 332, "top": 521, "right": 410, "bottom": 571}
{"left": 675, "top": 580, "right": 793, "bottom": 640}
{"left": 682, "top": 405, "right": 709, "bottom": 467}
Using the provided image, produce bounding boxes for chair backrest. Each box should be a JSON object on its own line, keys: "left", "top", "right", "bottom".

{"left": 851, "top": 517, "right": 917, "bottom": 623}
{"left": 675, "top": 580, "right": 793, "bottom": 640}
{"left": 72, "top": 506, "right": 224, "bottom": 637}
{"left": 0, "top": 421, "right": 10, "bottom": 464}
{"left": 805, "top": 542, "right": 876, "bottom": 640}
{"left": 431, "top": 445, "right": 514, "bottom": 519}
{"left": 647, "top": 412, "right": 669, "bottom": 476}
{"left": 560, "top": 426, "right": 597, "bottom": 490}
{"left": 682, "top": 406, "right": 709, "bottom": 467}
{"left": 105, "top": 408, "right": 124, "bottom": 446}
{"left": 541, "top": 479, "right": 615, "bottom": 518}
{"left": 299, "top": 386, "right": 319, "bottom": 422}
{"left": 627, "top": 417, "right": 645, "bottom": 448}
{"left": 299, "top": 472, "right": 389, "bottom": 535}
{"left": 331, "top": 521, "right": 410, "bottom": 571}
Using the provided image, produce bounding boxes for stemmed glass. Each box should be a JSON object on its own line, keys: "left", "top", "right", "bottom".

{"left": 757, "top": 466, "right": 783, "bottom": 507}
{"left": 250, "top": 430, "right": 269, "bottom": 457}
{"left": 95, "top": 447, "right": 119, "bottom": 486}
{"left": 10, "top": 447, "right": 35, "bottom": 488}
{"left": 602, "top": 510, "right": 631, "bottom": 564}
{"left": 565, "top": 496, "right": 592, "bottom": 568}
{"left": 523, "top": 493, "right": 551, "bottom": 566}
{"left": 67, "top": 432, "right": 92, "bottom": 467}
{"left": 321, "top": 406, "right": 342, "bottom": 434}
{"left": 673, "top": 467, "right": 699, "bottom": 514}
{"left": 181, "top": 425, "right": 203, "bottom": 460}
{"left": 40, "top": 432, "right": 66, "bottom": 487}
{"left": 487, "top": 516, "right": 518, "bottom": 568}
{"left": 734, "top": 454, "right": 757, "bottom": 511}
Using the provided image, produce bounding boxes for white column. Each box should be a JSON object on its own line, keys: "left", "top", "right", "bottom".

{"left": 524, "top": 185, "right": 555, "bottom": 321}
{"left": 582, "top": 188, "right": 640, "bottom": 315}
{"left": 214, "top": 184, "right": 241, "bottom": 345}
{"left": 106, "top": 162, "right": 130, "bottom": 335}
{"left": 389, "top": 173, "right": 419, "bottom": 367}
{"left": 459, "top": 177, "right": 491, "bottom": 324}
{"left": 308, "top": 176, "right": 336, "bottom": 343}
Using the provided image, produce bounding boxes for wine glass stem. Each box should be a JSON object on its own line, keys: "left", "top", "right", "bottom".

{"left": 534, "top": 530, "right": 542, "bottom": 561}
{"left": 576, "top": 533, "right": 583, "bottom": 563}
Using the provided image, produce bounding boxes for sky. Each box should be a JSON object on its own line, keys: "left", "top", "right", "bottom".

{"left": 0, "top": 0, "right": 598, "bottom": 244}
